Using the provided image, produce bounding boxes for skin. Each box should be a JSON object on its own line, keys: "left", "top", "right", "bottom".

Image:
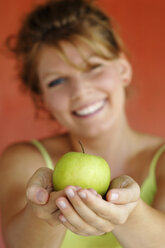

{"left": 0, "top": 41, "right": 165, "bottom": 247}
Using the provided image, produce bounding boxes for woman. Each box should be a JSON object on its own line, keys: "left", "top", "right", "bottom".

{"left": 0, "top": 0, "right": 165, "bottom": 247}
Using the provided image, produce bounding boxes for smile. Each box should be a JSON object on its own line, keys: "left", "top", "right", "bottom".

{"left": 73, "top": 99, "right": 107, "bottom": 118}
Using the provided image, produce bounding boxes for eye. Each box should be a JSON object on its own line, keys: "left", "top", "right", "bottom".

{"left": 89, "top": 64, "right": 102, "bottom": 71}
{"left": 47, "top": 78, "right": 66, "bottom": 88}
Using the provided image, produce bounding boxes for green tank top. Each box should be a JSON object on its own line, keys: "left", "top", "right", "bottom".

{"left": 31, "top": 140, "right": 165, "bottom": 248}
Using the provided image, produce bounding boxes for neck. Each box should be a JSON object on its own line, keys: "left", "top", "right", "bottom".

{"left": 68, "top": 114, "right": 138, "bottom": 178}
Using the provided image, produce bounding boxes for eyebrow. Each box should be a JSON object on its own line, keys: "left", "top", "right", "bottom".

{"left": 41, "top": 55, "right": 103, "bottom": 80}
{"left": 41, "top": 71, "right": 63, "bottom": 81}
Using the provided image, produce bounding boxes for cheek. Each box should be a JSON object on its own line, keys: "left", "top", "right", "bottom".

{"left": 43, "top": 90, "right": 68, "bottom": 113}
{"left": 94, "top": 68, "right": 121, "bottom": 91}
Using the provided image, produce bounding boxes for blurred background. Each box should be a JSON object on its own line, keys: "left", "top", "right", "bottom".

{"left": 0, "top": 0, "right": 165, "bottom": 246}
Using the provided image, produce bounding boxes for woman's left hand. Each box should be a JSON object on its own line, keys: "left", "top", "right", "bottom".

{"left": 55, "top": 175, "right": 140, "bottom": 236}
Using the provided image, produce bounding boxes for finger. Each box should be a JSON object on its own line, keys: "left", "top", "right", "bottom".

{"left": 77, "top": 187, "right": 140, "bottom": 226}
{"left": 59, "top": 213, "right": 105, "bottom": 236}
{"left": 26, "top": 167, "right": 54, "bottom": 205}
{"left": 106, "top": 175, "right": 140, "bottom": 204}
{"left": 87, "top": 188, "right": 97, "bottom": 195}
{"left": 47, "top": 209, "right": 63, "bottom": 227}
{"left": 58, "top": 213, "right": 92, "bottom": 236}
{"left": 49, "top": 186, "right": 80, "bottom": 215}
{"left": 27, "top": 167, "right": 54, "bottom": 189}
{"left": 44, "top": 190, "right": 66, "bottom": 214}
{"left": 56, "top": 196, "right": 100, "bottom": 235}
{"left": 64, "top": 186, "right": 113, "bottom": 233}
{"left": 26, "top": 185, "right": 49, "bottom": 205}
{"left": 37, "top": 187, "right": 77, "bottom": 216}
{"left": 87, "top": 188, "right": 102, "bottom": 198}
{"left": 27, "top": 190, "right": 67, "bottom": 222}
{"left": 77, "top": 188, "right": 126, "bottom": 224}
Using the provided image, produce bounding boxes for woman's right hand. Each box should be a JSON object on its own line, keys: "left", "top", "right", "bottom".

{"left": 26, "top": 167, "right": 66, "bottom": 227}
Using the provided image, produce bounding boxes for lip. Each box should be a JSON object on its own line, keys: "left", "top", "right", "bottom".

{"left": 72, "top": 99, "right": 107, "bottom": 118}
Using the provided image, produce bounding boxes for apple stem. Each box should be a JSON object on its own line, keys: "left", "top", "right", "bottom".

{"left": 79, "top": 140, "right": 85, "bottom": 153}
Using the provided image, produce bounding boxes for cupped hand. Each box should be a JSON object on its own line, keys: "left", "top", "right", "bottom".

{"left": 26, "top": 167, "right": 66, "bottom": 227}
{"left": 55, "top": 175, "right": 140, "bottom": 236}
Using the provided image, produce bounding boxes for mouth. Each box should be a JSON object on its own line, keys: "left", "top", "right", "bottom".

{"left": 72, "top": 99, "right": 107, "bottom": 118}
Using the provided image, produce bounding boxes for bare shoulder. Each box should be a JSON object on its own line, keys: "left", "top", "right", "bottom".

{"left": 0, "top": 141, "right": 47, "bottom": 178}
{"left": 128, "top": 133, "right": 164, "bottom": 189}
{"left": 137, "top": 133, "right": 165, "bottom": 211}
{"left": 0, "top": 133, "right": 70, "bottom": 201}
{"left": 39, "top": 132, "right": 73, "bottom": 163}
{"left": 143, "top": 134, "right": 165, "bottom": 173}
{"left": 141, "top": 133, "right": 165, "bottom": 175}
{"left": 0, "top": 132, "right": 70, "bottom": 177}
{"left": 0, "top": 132, "right": 69, "bottom": 190}
{"left": 0, "top": 141, "right": 48, "bottom": 226}
{"left": 136, "top": 133, "right": 165, "bottom": 164}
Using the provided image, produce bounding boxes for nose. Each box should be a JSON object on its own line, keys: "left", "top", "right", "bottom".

{"left": 70, "top": 75, "right": 93, "bottom": 101}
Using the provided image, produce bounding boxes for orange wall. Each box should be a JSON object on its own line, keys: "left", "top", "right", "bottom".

{"left": 0, "top": 0, "right": 165, "bottom": 246}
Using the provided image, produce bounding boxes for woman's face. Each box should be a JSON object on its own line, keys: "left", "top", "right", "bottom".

{"left": 37, "top": 41, "right": 132, "bottom": 138}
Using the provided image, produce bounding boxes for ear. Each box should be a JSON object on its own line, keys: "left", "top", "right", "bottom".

{"left": 116, "top": 53, "right": 132, "bottom": 86}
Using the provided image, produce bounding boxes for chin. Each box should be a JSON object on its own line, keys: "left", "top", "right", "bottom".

{"left": 73, "top": 120, "right": 115, "bottom": 139}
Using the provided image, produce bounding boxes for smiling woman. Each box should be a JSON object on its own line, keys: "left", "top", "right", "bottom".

{"left": 37, "top": 42, "right": 130, "bottom": 139}
{"left": 0, "top": 0, "right": 165, "bottom": 248}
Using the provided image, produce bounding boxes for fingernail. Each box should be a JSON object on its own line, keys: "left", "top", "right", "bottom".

{"left": 97, "top": 194, "right": 102, "bottom": 199}
{"left": 75, "top": 186, "right": 81, "bottom": 190}
{"left": 59, "top": 215, "right": 67, "bottom": 222}
{"left": 110, "top": 193, "right": 119, "bottom": 201}
{"left": 36, "top": 190, "right": 47, "bottom": 203}
{"left": 66, "top": 188, "right": 74, "bottom": 198}
{"left": 78, "top": 191, "right": 86, "bottom": 199}
{"left": 58, "top": 201, "right": 67, "bottom": 209}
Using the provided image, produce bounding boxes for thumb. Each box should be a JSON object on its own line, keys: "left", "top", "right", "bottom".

{"left": 26, "top": 167, "right": 54, "bottom": 205}
{"left": 106, "top": 175, "right": 140, "bottom": 204}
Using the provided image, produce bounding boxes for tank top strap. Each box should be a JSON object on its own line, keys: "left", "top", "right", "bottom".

{"left": 31, "top": 140, "right": 54, "bottom": 170}
{"left": 149, "top": 144, "right": 165, "bottom": 176}
{"left": 141, "top": 144, "right": 165, "bottom": 205}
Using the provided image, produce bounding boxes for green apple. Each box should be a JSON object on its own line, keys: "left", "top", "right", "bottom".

{"left": 53, "top": 152, "right": 111, "bottom": 196}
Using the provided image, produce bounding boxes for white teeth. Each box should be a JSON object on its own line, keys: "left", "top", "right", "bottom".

{"left": 75, "top": 100, "right": 105, "bottom": 116}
